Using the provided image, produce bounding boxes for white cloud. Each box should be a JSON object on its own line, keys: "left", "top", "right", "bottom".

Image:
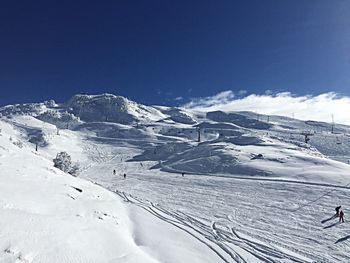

{"left": 238, "top": 90, "right": 247, "bottom": 96}
{"left": 183, "top": 90, "right": 350, "bottom": 125}
{"left": 174, "top": 96, "right": 183, "bottom": 101}
{"left": 185, "top": 90, "right": 235, "bottom": 108}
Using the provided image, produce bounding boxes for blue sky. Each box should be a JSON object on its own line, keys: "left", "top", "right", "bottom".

{"left": 0, "top": 0, "right": 349, "bottom": 107}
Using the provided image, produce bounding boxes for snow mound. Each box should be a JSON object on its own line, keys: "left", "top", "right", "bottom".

{"left": 207, "top": 111, "right": 273, "bottom": 130}
{"left": 159, "top": 107, "right": 197, "bottom": 124}
{"left": 196, "top": 122, "right": 243, "bottom": 137}
{"left": 155, "top": 142, "right": 270, "bottom": 176}
{"left": 132, "top": 141, "right": 192, "bottom": 161}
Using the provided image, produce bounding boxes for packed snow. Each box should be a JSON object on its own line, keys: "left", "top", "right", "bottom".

{"left": 1, "top": 93, "right": 350, "bottom": 262}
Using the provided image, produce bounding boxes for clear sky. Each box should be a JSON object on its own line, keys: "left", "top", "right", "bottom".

{"left": 0, "top": 0, "right": 349, "bottom": 106}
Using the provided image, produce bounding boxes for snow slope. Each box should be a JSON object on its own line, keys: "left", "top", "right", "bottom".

{"left": 1, "top": 93, "right": 350, "bottom": 262}
{"left": 77, "top": 125, "right": 350, "bottom": 262}
{"left": 0, "top": 118, "right": 224, "bottom": 263}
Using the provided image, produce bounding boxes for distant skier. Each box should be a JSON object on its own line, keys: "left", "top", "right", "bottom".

{"left": 339, "top": 210, "right": 345, "bottom": 223}
{"left": 335, "top": 206, "right": 341, "bottom": 216}
{"left": 123, "top": 173, "right": 126, "bottom": 179}
{"left": 113, "top": 169, "right": 116, "bottom": 175}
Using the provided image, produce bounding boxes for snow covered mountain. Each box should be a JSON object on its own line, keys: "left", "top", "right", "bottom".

{"left": 67, "top": 94, "right": 166, "bottom": 124}
{"left": 1, "top": 93, "right": 350, "bottom": 262}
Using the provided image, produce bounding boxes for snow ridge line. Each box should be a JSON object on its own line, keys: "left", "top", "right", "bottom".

{"left": 160, "top": 164, "right": 350, "bottom": 190}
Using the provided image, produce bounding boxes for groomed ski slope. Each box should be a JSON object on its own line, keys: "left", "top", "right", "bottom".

{"left": 79, "top": 133, "right": 350, "bottom": 262}
{"left": 0, "top": 119, "right": 223, "bottom": 263}
{"left": 1, "top": 95, "right": 350, "bottom": 262}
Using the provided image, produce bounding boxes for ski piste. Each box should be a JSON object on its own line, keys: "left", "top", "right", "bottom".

{"left": 1, "top": 94, "right": 350, "bottom": 262}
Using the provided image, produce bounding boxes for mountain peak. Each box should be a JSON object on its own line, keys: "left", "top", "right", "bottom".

{"left": 67, "top": 93, "right": 164, "bottom": 124}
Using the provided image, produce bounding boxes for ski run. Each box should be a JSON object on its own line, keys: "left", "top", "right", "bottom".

{"left": 1, "top": 94, "right": 350, "bottom": 262}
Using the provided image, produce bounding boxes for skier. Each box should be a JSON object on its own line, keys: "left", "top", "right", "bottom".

{"left": 113, "top": 169, "right": 116, "bottom": 175}
{"left": 123, "top": 173, "right": 126, "bottom": 179}
{"left": 339, "top": 210, "right": 345, "bottom": 223}
{"left": 335, "top": 205, "right": 341, "bottom": 216}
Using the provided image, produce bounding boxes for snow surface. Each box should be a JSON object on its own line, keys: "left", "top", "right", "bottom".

{"left": 1, "top": 94, "right": 350, "bottom": 262}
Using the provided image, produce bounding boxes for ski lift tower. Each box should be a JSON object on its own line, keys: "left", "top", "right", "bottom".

{"left": 197, "top": 127, "right": 201, "bottom": 142}
{"left": 301, "top": 131, "right": 314, "bottom": 143}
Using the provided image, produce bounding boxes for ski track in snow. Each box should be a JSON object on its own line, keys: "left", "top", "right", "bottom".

{"left": 80, "top": 137, "right": 350, "bottom": 263}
